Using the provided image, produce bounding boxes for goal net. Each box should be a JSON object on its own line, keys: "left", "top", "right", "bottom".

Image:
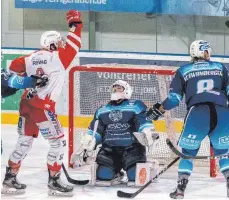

{"left": 68, "top": 64, "right": 217, "bottom": 177}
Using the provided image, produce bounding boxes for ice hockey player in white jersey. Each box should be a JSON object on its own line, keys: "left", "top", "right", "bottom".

{"left": 1, "top": 68, "right": 48, "bottom": 154}
{"left": 1, "top": 10, "right": 83, "bottom": 196}
{"left": 146, "top": 40, "right": 229, "bottom": 199}
{"left": 70, "top": 80, "right": 159, "bottom": 186}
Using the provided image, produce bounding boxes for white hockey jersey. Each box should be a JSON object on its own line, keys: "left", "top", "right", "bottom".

{"left": 9, "top": 26, "right": 82, "bottom": 112}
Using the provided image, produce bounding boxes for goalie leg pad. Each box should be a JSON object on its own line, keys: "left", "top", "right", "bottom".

{"left": 127, "top": 165, "right": 136, "bottom": 181}
{"left": 122, "top": 144, "right": 146, "bottom": 171}
{"left": 47, "top": 137, "right": 66, "bottom": 171}
{"left": 96, "top": 146, "right": 115, "bottom": 170}
{"left": 9, "top": 135, "right": 34, "bottom": 168}
{"left": 95, "top": 165, "right": 125, "bottom": 186}
{"left": 97, "top": 165, "right": 115, "bottom": 180}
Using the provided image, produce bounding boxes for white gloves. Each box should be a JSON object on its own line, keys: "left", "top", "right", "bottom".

{"left": 70, "top": 134, "right": 96, "bottom": 168}
{"left": 133, "top": 127, "right": 159, "bottom": 151}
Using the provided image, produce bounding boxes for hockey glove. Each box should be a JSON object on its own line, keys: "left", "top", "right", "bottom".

{"left": 134, "top": 128, "right": 159, "bottom": 152}
{"left": 31, "top": 75, "right": 49, "bottom": 88}
{"left": 66, "top": 10, "right": 82, "bottom": 28}
{"left": 70, "top": 135, "right": 96, "bottom": 168}
{"left": 26, "top": 88, "right": 37, "bottom": 99}
{"left": 146, "top": 103, "right": 165, "bottom": 121}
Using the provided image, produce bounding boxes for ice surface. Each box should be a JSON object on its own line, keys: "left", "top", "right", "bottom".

{"left": 1, "top": 124, "right": 228, "bottom": 200}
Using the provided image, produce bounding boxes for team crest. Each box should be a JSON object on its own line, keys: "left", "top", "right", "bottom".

{"left": 109, "top": 110, "right": 122, "bottom": 122}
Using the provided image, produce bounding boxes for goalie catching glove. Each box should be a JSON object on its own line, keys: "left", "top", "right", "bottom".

{"left": 70, "top": 134, "right": 96, "bottom": 168}
{"left": 133, "top": 127, "right": 159, "bottom": 152}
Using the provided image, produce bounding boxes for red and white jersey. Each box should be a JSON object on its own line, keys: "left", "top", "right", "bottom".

{"left": 9, "top": 26, "right": 82, "bottom": 112}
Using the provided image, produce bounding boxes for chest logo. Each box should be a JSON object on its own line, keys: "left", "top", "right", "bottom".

{"left": 109, "top": 110, "right": 122, "bottom": 122}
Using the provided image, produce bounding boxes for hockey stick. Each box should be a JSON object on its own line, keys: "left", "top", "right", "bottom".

{"left": 117, "top": 157, "right": 180, "bottom": 198}
{"left": 166, "top": 138, "right": 229, "bottom": 160}
{"left": 62, "top": 163, "right": 89, "bottom": 185}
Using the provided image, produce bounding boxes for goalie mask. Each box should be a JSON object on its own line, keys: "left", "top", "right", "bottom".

{"left": 40, "top": 31, "right": 65, "bottom": 51}
{"left": 110, "top": 80, "right": 133, "bottom": 101}
{"left": 190, "top": 40, "right": 212, "bottom": 60}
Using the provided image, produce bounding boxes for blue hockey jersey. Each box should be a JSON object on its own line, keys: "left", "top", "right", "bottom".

{"left": 162, "top": 61, "right": 229, "bottom": 110}
{"left": 88, "top": 99, "right": 154, "bottom": 147}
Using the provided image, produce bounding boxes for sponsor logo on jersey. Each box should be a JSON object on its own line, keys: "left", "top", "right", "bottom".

{"left": 40, "top": 128, "right": 50, "bottom": 135}
{"left": 16, "top": 76, "right": 24, "bottom": 85}
{"left": 46, "top": 111, "right": 62, "bottom": 136}
{"left": 32, "top": 60, "right": 47, "bottom": 65}
{"left": 181, "top": 137, "right": 200, "bottom": 147}
{"left": 188, "top": 134, "right": 196, "bottom": 139}
{"left": 109, "top": 110, "right": 122, "bottom": 122}
{"left": 219, "top": 136, "right": 229, "bottom": 144}
{"left": 107, "top": 123, "right": 130, "bottom": 130}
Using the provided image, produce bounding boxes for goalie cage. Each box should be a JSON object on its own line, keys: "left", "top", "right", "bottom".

{"left": 68, "top": 64, "right": 217, "bottom": 177}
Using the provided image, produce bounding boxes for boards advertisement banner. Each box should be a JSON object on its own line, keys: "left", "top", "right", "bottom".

{"left": 15, "top": 0, "right": 229, "bottom": 16}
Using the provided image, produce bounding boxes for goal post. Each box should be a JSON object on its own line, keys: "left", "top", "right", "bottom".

{"left": 68, "top": 64, "right": 216, "bottom": 177}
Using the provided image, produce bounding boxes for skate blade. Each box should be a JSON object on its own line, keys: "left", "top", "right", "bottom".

{"left": 174, "top": 195, "right": 184, "bottom": 199}
{"left": 1, "top": 185, "right": 25, "bottom": 195}
{"left": 48, "top": 189, "right": 73, "bottom": 197}
{"left": 170, "top": 194, "right": 184, "bottom": 199}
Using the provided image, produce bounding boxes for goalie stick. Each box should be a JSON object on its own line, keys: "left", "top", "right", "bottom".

{"left": 166, "top": 138, "right": 229, "bottom": 160}
{"left": 62, "top": 163, "right": 89, "bottom": 185}
{"left": 117, "top": 157, "right": 180, "bottom": 198}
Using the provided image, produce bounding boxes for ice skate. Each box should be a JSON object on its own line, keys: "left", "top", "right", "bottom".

{"left": 170, "top": 178, "right": 188, "bottom": 199}
{"left": 48, "top": 171, "right": 73, "bottom": 197}
{"left": 1, "top": 166, "right": 26, "bottom": 195}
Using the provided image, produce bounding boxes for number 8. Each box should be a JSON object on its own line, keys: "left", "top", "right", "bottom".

{"left": 197, "top": 79, "right": 214, "bottom": 94}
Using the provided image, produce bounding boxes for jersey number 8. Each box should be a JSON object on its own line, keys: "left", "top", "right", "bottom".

{"left": 197, "top": 79, "right": 214, "bottom": 93}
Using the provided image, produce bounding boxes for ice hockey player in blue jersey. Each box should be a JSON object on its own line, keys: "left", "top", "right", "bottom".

{"left": 1, "top": 68, "right": 48, "bottom": 98}
{"left": 70, "top": 80, "right": 159, "bottom": 186}
{"left": 146, "top": 40, "right": 229, "bottom": 199}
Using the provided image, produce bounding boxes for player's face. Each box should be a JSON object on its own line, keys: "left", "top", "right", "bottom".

{"left": 112, "top": 85, "right": 125, "bottom": 93}
{"left": 204, "top": 50, "right": 210, "bottom": 60}
{"left": 57, "top": 38, "right": 65, "bottom": 49}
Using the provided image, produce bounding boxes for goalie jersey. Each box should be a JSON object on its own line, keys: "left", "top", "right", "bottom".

{"left": 88, "top": 99, "right": 154, "bottom": 147}
{"left": 162, "top": 61, "right": 229, "bottom": 110}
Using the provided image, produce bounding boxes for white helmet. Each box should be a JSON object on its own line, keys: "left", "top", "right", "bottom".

{"left": 40, "top": 31, "right": 62, "bottom": 50}
{"left": 110, "top": 80, "right": 133, "bottom": 101}
{"left": 190, "top": 40, "right": 212, "bottom": 59}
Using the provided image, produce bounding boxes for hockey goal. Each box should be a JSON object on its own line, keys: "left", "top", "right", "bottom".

{"left": 68, "top": 64, "right": 217, "bottom": 177}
